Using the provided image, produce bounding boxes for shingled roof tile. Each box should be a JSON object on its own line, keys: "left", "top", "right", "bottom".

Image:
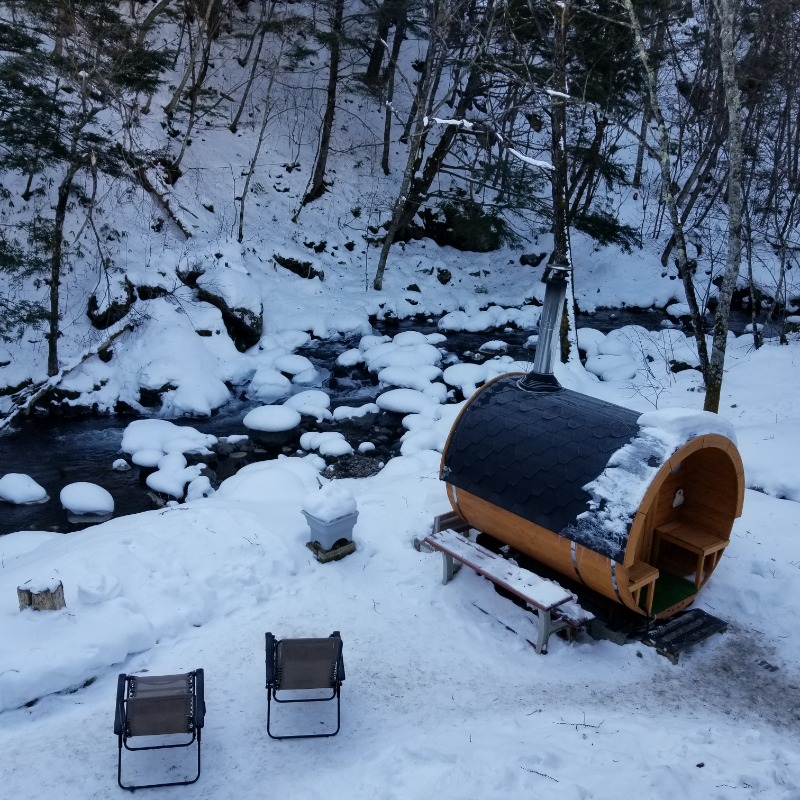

{"left": 441, "top": 375, "right": 640, "bottom": 562}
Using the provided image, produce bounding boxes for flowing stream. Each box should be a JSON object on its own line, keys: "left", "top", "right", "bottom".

{"left": 0, "top": 309, "right": 763, "bottom": 535}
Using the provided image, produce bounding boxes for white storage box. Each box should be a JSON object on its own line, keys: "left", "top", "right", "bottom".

{"left": 302, "top": 510, "right": 358, "bottom": 551}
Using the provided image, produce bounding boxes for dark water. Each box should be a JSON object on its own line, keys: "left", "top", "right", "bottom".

{"left": 0, "top": 404, "right": 258, "bottom": 534}
{"left": 0, "top": 308, "right": 768, "bottom": 535}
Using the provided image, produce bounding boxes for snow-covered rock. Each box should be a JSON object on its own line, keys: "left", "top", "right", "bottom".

{"left": 59, "top": 482, "right": 114, "bottom": 516}
{"left": 0, "top": 474, "right": 48, "bottom": 505}
{"left": 243, "top": 405, "right": 302, "bottom": 433}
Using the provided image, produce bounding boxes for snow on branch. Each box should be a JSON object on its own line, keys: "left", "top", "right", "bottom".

{"left": 423, "top": 116, "right": 553, "bottom": 171}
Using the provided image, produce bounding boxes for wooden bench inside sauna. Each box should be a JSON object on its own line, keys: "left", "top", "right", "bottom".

{"left": 439, "top": 374, "right": 745, "bottom": 619}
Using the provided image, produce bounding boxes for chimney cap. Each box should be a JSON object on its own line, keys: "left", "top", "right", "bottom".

{"left": 542, "top": 262, "right": 571, "bottom": 283}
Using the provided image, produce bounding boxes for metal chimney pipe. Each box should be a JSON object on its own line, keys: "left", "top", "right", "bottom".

{"left": 531, "top": 263, "right": 570, "bottom": 375}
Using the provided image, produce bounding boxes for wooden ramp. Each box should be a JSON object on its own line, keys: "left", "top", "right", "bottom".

{"left": 643, "top": 608, "right": 728, "bottom": 663}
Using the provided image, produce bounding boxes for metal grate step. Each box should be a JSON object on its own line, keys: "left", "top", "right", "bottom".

{"left": 644, "top": 608, "right": 728, "bottom": 663}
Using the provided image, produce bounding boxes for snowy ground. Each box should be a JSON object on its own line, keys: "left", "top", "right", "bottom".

{"left": 3, "top": 5, "right": 800, "bottom": 794}
{"left": 1, "top": 292, "right": 800, "bottom": 797}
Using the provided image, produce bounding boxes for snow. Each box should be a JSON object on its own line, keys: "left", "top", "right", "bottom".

{"left": 299, "top": 431, "right": 353, "bottom": 457}
{"left": 145, "top": 453, "right": 203, "bottom": 500}
{"left": 442, "top": 362, "right": 492, "bottom": 396}
{"left": 637, "top": 407, "right": 737, "bottom": 446}
{"left": 196, "top": 265, "right": 263, "bottom": 318}
{"left": 439, "top": 305, "right": 541, "bottom": 332}
{"left": 121, "top": 419, "right": 217, "bottom": 460}
{"left": 302, "top": 483, "right": 357, "bottom": 522}
{"left": 1, "top": 15, "right": 800, "bottom": 797}
{"left": 3, "top": 369, "right": 799, "bottom": 797}
{"left": 0, "top": 473, "right": 48, "bottom": 505}
{"left": 378, "top": 364, "right": 443, "bottom": 392}
{"left": 283, "top": 389, "right": 332, "bottom": 422}
{"left": 376, "top": 387, "right": 441, "bottom": 414}
{"left": 332, "top": 403, "right": 380, "bottom": 421}
{"left": 5, "top": 286, "right": 799, "bottom": 800}
{"left": 59, "top": 482, "right": 115, "bottom": 515}
{"left": 242, "top": 405, "right": 302, "bottom": 433}
{"left": 479, "top": 339, "right": 508, "bottom": 352}
{"left": 273, "top": 353, "right": 316, "bottom": 377}
{"left": 248, "top": 366, "right": 292, "bottom": 402}
{"left": 566, "top": 408, "right": 739, "bottom": 560}
{"left": 362, "top": 338, "right": 443, "bottom": 371}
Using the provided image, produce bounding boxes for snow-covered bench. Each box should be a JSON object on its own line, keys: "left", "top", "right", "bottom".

{"left": 424, "top": 523, "right": 592, "bottom": 654}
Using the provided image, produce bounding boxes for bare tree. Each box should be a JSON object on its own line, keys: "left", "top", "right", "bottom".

{"left": 620, "top": 0, "right": 711, "bottom": 381}
{"left": 621, "top": 0, "right": 749, "bottom": 412}
{"left": 373, "top": 1, "right": 448, "bottom": 290}
{"left": 703, "top": 0, "right": 744, "bottom": 413}
{"left": 298, "top": 0, "right": 346, "bottom": 209}
{"left": 230, "top": 1, "right": 271, "bottom": 133}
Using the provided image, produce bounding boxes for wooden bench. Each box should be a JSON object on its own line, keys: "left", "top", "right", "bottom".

{"left": 424, "top": 527, "right": 592, "bottom": 654}
{"left": 653, "top": 521, "right": 728, "bottom": 588}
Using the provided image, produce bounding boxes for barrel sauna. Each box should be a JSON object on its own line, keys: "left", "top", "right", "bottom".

{"left": 440, "top": 374, "right": 745, "bottom": 619}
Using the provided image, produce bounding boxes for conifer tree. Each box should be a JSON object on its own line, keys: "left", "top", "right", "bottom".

{"left": 0, "top": 0, "right": 168, "bottom": 374}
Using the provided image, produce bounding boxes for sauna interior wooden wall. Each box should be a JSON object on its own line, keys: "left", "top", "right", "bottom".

{"left": 440, "top": 374, "right": 745, "bottom": 618}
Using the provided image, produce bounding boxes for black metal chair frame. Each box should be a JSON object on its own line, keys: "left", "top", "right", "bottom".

{"left": 265, "top": 631, "right": 345, "bottom": 739}
{"left": 114, "top": 669, "right": 205, "bottom": 791}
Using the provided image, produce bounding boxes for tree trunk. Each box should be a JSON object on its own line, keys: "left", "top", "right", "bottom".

{"left": 393, "top": 68, "right": 483, "bottom": 236}
{"left": 365, "top": 0, "right": 397, "bottom": 87}
{"left": 381, "top": 6, "right": 408, "bottom": 174}
{"left": 299, "top": 0, "right": 345, "bottom": 207}
{"left": 48, "top": 159, "right": 80, "bottom": 376}
{"left": 373, "top": 2, "right": 441, "bottom": 291}
{"left": 18, "top": 580, "right": 66, "bottom": 611}
{"left": 238, "top": 46, "right": 283, "bottom": 241}
{"left": 704, "top": 0, "right": 744, "bottom": 413}
{"left": 622, "top": 0, "right": 710, "bottom": 379}
{"left": 230, "top": 3, "right": 269, "bottom": 132}
{"left": 136, "top": 0, "right": 172, "bottom": 45}
{"left": 392, "top": 0, "right": 493, "bottom": 236}
{"left": 550, "top": 0, "right": 575, "bottom": 364}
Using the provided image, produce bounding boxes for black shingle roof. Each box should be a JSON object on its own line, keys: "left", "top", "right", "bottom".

{"left": 441, "top": 375, "right": 641, "bottom": 562}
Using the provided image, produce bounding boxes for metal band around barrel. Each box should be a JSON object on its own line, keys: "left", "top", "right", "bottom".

{"left": 610, "top": 559, "right": 623, "bottom": 603}
{"left": 570, "top": 540, "right": 583, "bottom": 583}
{"left": 451, "top": 485, "right": 463, "bottom": 518}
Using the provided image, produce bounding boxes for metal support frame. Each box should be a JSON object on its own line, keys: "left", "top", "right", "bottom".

{"left": 434, "top": 542, "right": 571, "bottom": 655}
{"left": 266, "top": 683, "right": 341, "bottom": 740}
{"left": 528, "top": 607, "right": 571, "bottom": 655}
{"left": 265, "top": 632, "right": 344, "bottom": 740}
{"left": 440, "top": 551, "right": 462, "bottom": 585}
{"left": 114, "top": 669, "right": 204, "bottom": 791}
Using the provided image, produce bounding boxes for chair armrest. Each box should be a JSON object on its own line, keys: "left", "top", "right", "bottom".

{"left": 194, "top": 668, "right": 205, "bottom": 729}
{"left": 113, "top": 674, "right": 128, "bottom": 735}
{"left": 330, "top": 631, "right": 345, "bottom": 683}
{"left": 338, "top": 650, "right": 346, "bottom": 683}
{"left": 265, "top": 633, "right": 276, "bottom": 687}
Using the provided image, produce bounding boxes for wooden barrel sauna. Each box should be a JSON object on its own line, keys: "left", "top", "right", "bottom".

{"left": 440, "top": 374, "right": 745, "bottom": 618}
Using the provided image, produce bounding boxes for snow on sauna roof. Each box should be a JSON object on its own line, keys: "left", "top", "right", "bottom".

{"left": 441, "top": 376, "right": 738, "bottom": 563}
{"left": 563, "top": 406, "right": 737, "bottom": 561}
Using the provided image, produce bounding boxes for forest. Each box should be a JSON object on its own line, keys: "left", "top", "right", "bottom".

{"left": 0, "top": 0, "right": 799, "bottom": 419}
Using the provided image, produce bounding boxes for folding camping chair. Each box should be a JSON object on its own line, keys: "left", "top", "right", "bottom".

{"left": 114, "top": 669, "right": 205, "bottom": 791}
{"left": 265, "top": 631, "right": 345, "bottom": 739}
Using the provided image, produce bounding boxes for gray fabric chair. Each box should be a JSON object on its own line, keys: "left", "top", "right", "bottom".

{"left": 265, "top": 631, "right": 345, "bottom": 739}
{"left": 114, "top": 669, "right": 205, "bottom": 790}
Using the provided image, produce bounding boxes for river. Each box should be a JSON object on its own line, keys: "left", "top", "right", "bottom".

{"left": 0, "top": 308, "right": 766, "bottom": 535}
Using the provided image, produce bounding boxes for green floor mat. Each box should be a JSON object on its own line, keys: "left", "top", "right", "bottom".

{"left": 647, "top": 572, "right": 696, "bottom": 615}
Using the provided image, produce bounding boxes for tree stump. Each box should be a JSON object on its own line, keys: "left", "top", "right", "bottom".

{"left": 18, "top": 579, "right": 66, "bottom": 611}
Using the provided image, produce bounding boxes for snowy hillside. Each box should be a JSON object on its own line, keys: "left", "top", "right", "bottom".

{"left": 1, "top": 4, "right": 800, "bottom": 797}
